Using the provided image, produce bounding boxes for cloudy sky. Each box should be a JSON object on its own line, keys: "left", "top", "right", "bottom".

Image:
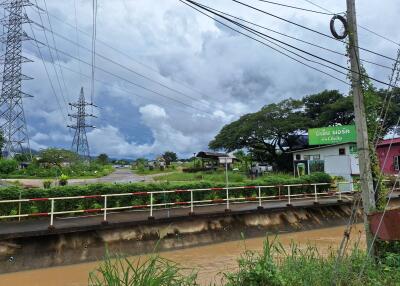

{"left": 14, "top": 0, "right": 400, "bottom": 158}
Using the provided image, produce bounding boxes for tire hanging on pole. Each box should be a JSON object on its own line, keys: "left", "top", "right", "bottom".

{"left": 330, "top": 14, "right": 348, "bottom": 40}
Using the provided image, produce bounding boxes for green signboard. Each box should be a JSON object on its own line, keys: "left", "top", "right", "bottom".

{"left": 308, "top": 125, "right": 356, "bottom": 145}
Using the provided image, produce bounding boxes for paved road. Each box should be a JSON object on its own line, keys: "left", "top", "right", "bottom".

{"left": 0, "top": 196, "right": 353, "bottom": 239}
{"left": 1, "top": 168, "right": 170, "bottom": 187}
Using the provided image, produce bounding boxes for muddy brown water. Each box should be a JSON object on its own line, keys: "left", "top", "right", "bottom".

{"left": 0, "top": 224, "right": 365, "bottom": 286}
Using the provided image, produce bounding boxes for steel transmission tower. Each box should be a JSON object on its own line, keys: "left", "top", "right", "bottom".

{"left": 0, "top": 0, "right": 33, "bottom": 157}
{"left": 68, "top": 87, "right": 95, "bottom": 160}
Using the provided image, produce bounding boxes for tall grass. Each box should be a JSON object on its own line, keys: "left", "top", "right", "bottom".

{"left": 89, "top": 239, "right": 400, "bottom": 286}
{"left": 89, "top": 254, "right": 198, "bottom": 286}
{"left": 223, "top": 238, "right": 400, "bottom": 286}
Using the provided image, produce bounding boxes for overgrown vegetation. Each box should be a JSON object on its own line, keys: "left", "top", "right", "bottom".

{"left": 89, "top": 254, "right": 198, "bottom": 286}
{"left": 0, "top": 172, "right": 331, "bottom": 217}
{"left": 0, "top": 149, "right": 113, "bottom": 178}
{"left": 88, "top": 239, "right": 400, "bottom": 286}
{"left": 223, "top": 238, "right": 400, "bottom": 286}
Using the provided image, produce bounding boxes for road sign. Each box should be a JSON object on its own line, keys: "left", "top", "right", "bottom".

{"left": 308, "top": 125, "right": 356, "bottom": 145}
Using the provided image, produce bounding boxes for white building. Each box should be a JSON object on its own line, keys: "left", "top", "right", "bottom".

{"left": 291, "top": 142, "right": 359, "bottom": 181}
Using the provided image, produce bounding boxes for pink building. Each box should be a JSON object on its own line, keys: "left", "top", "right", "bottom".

{"left": 376, "top": 138, "right": 400, "bottom": 175}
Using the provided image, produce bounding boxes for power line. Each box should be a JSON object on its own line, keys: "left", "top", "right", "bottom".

{"left": 30, "top": 19, "right": 213, "bottom": 109}
{"left": 58, "top": 62, "right": 206, "bottom": 116}
{"left": 91, "top": 0, "right": 97, "bottom": 106}
{"left": 26, "top": 16, "right": 69, "bottom": 126}
{"left": 180, "top": 0, "right": 349, "bottom": 85}
{"left": 42, "top": 8, "right": 212, "bottom": 101}
{"left": 28, "top": 37, "right": 216, "bottom": 115}
{"left": 73, "top": 0, "right": 82, "bottom": 83}
{"left": 40, "top": 0, "right": 72, "bottom": 103}
{"left": 252, "top": 0, "right": 337, "bottom": 15}
{"left": 301, "top": 0, "right": 400, "bottom": 47}
{"left": 183, "top": 0, "right": 395, "bottom": 88}
{"left": 196, "top": 3, "right": 393, "bottom": 71}
{"left": 232, "top": 0, "right": 398, "bottom": 62}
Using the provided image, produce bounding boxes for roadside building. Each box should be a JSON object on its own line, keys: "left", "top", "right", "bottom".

{"left": 376, "top": 138, "right": 400, "bottom": 175}
{"left": 291, "top": 142, "right": 359, "bottom": 181}
{"left": 196, "top": 151, "right": 238, "bottom": 169}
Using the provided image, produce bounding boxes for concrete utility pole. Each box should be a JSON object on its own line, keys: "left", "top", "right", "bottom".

{"left": 346, "top": 0, "right": 376, "bottom": 254}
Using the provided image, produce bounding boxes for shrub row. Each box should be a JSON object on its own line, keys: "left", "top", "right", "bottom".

{"left": 0, "top": 172, "right": 332, "bottom": 217}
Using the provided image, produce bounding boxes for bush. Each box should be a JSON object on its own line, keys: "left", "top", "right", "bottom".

{"left": 0, "top": 159, "right": 18, "bottom": 174}
{"left": 0, "top": 173, "right": 332, "bottom": 218}
{"left": 43, "top": 180, "right": 53, "bottom": 189}
{"left": 89, "top": 254, "right": 198, "bottom": 286}
{"left": 224, "top": 239, "right": 400, "bottom": 286}
{"left": 59, "top": 174, "right": 68, "bottom": 186}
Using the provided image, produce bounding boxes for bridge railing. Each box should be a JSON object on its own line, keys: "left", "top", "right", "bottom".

{"left": 0, "top": 182, "right": 354, "bottom": 228}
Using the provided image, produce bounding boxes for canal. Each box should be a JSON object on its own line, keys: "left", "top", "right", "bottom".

{"left": 0, "top": 224, "right": 365, "bottom": 285}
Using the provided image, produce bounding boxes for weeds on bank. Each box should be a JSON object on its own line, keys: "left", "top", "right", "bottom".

{"left": 89, "top": 253, "right": 198, "bottom": 286}
{"left": 89, "top": 239, "right": 400, "bottom": 286}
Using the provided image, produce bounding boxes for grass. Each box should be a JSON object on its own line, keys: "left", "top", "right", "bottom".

{"left": 133, "top": 168, "right": 176, "bottom": 176}
{"left": 89, "top": 239, "right": 400, "bottom": 286}
{"left": 89, "top": 254, "right": 198, "bottom": 286}
{"left": 153, "top": 170, "right": 248, "bottom": 183}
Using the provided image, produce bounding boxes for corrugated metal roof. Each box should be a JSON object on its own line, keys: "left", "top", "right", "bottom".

{"left": 377, "top": 137, "right": 400, "bottom": 147}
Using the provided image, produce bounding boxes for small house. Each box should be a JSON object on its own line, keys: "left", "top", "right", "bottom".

{"left": 291, "top": 142, "right": 359, "bottom": 181}
{"left": 196, "top": 151, "right": 238, "bottom": 169}
{"left": 376, "top": 138, "right": 400, "bottom": 175}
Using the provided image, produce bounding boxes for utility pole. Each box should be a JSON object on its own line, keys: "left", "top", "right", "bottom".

{"left": 0, "top": 0, "right": 33, "bottom": 158}
{"left": 346, "top": 0, "right": 376, "bottom": 254}
{"left": 68, "top": 87, "right": 96, "bottom": 160}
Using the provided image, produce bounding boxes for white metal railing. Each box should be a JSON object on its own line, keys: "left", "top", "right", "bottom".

{"left": 0, "top": 182, "right": 354, "bottom": 228}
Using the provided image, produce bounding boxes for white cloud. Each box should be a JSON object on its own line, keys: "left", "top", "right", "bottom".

{"left": 12, "top": 0, "right": 399, "bottom": 158}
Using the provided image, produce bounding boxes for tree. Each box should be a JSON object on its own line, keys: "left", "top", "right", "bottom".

{"left": 303, "top": 90, "right": 354, "bottom": 127}
{"left": 37, "top": 148, "right": 79, "bottom": 167}
{"left": 210, "top": 88, "right": 400, "bottom": 171}
{"left": 210, "top": 99, "right": 308, "bottom": 171}
{"left": 162, "top": 151, "right": 178, "bottom": 166}
{"left": 0, "top": 159, "right": 18, "bottom": 174}
{"left": 96, "top": 153, "right": 109, "bottom": 165}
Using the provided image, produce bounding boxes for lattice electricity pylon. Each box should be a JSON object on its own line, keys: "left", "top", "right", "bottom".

{"left": 0, "top": 0, "right": 34, "bottom": 158}
{"left": 68, "top": 87, "right": 96, "bottom": 160}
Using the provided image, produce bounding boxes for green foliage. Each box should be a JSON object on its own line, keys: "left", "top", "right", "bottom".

{"left": 0, "top": 161, "right": 113, "bottom": 179}
{"left": 0, "top": 173, "right": 331, "bottom": 217}
{"left": 0, "top": 159, "right": 18, "bottom": 174}
{"left": 43, "top": 180, "right": 53, "bottom": 189}
{"left": 96, "top": 153, "right": 109, "bottom": 165}
{"left": 224, "top": 239, "right": 400, "bottom": 286}
{"left": 37, "top": 148, "right": 79, "bottom": 167}
{"left": 209, "top": 88, "right": 400, "bottom": 172}
{"left": 59, "top": 174, "right": 68, "bottom": 186}
{"left": 14, "top": 153, "right": 32, "bottom": 162}
{"left": 162, "top": 151, "right": 178, "bottom": 166}
{"left": 89, "top": 254, "right": 198, "bottom": 286}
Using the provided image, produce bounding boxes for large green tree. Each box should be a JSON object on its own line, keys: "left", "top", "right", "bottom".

{"left": 209, "top": 89, "right": 399, "bottom": 171}
{"left": 209, "top": 99, "right": 308, "bottom": 170}
{"left": 162, "top": 151, "right": 178, "bottom": 166}
{"left": 96, "top": 153, "right": 109, "bottom": 165}
{"left": 37, "top": 148, "right": 79, "bottom": 167}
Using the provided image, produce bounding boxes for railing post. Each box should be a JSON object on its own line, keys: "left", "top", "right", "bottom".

{"left": 225, "top": 187, "right": 231, "bottom": 212}
{"left": 287, "top": 186, "right": 292, "bottom": 207}
{"left": 18, "top": 190, "right": 21, "bottom": 222}
{"left": 313, "top": 184, "right": 319, "bottom": 205}
{"left": 338, "top": 183, "right": 343, "bottom": 202}
{"left": 48, "top": 199, "right": 55, "bottom": 230}
{"left": 102, "top": 196, "right": 108, "bottom": 225}
{"left": 257, "top": 186, "right": 263, "bottom": 210}
{"left": 189, "top": 190, "right": 194, "bottom": 216}
{"left": 148, "top": 193, "right": 154, "bottom": 220}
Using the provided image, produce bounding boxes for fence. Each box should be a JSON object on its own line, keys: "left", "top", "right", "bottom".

{"left": 0, "top": 182, "right": 354, "bottom": 228}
